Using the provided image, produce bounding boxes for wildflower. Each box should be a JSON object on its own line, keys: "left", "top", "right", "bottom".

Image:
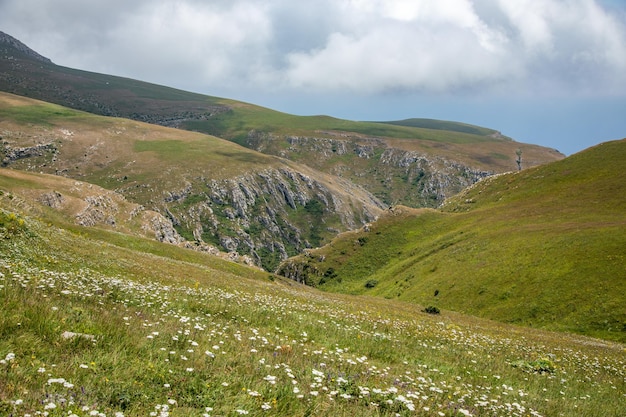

{"left": 263, "top": 374, "right": 277, "bottom": 384}
{"left": 80, "top": 364, "right": 89, "bottom": 369}
{"left": 261, "top": 402, "right": 272, "bottom": 410}
{"left": 1, "top": 353, "right": 15, "bottom": 365}
{"left": 48, "top": 377, "right": 67, "bottom": 385}
{"left": 205, "top": 351, "right": 215, "bottom": 358}
{"left": 235, "top": 410, "right": 249, "bottom": 415}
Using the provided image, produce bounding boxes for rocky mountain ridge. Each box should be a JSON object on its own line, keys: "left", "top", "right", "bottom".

{"left": 246, "top": 130, "right": 493, "bottom": 207}
{"left": 152, "top": 166, "right": 384, "bottom": 270}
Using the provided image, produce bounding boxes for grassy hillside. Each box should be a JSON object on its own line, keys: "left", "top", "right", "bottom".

{"left": 277, "top": 140, "right": 626, "bottom": 342}
{"left": 372, "top": 118, "right": 507, "bottom": 138}
{"left": 1, "top": 174, "right": 625, "bottom": 416}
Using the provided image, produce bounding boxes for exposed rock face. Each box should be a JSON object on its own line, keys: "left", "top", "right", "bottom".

{"left": 1, "top": 142, "right": 58, "bottom": 166}
{"left": 156, "top": 167, "right": 385, "bottom": 271}
{"left": 39, "top": 191, "right": 64, "bottom": 209}
{"left": 247, "top": 132, "right": 492, "bottom": 207}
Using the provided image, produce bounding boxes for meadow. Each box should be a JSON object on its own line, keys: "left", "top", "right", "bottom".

{"left": 1, "top": 204, "right": 624, "bottom": 417}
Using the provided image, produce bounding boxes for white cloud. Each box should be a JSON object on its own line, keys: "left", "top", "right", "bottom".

{"left": 0, "top": 0, "right": 625, "bottom": 95}
{"left": 281, "top": 0, "right": 626, "bottom": 95}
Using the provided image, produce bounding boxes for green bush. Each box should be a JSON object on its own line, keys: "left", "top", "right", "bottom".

{"left": 423, "top": 306, "right": 440, "bottom": 314}
{"left": 511, "top": 358, "right": 556, "bottom": 374}
{"left": 0, "top": 210, "right": 27, "bottom": 238}
{"left": 364, "top": 279, "right": 378, "bottom": 288}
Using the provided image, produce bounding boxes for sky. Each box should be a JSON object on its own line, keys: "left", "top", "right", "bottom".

{"left": 1, "top": 0, "right": 625, "bottom": 155}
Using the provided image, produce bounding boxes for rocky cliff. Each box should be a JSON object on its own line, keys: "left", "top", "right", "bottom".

{"left": 151, "top": 166, "right": 385, "bottom": 271}
{"left": 246, "top": 131, "right": 493, "bottom": 207}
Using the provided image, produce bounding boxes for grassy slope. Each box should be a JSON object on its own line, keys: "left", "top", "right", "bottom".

{"left": 372, "top": 118, "right": 505, "bottom": 137}
{"left": 279, "top": 140, "right": 626, "bottom": 342}
{"left": 1, "top": 179, "right": 625, "bottom": 417}
{"left": 0, "top": 92, "right": 279, "bottom": 186}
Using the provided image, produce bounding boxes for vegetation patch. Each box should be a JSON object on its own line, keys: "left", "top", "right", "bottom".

{"left": 510, "top": 358, "right": 557, "bottom": 374}
{"left": 0, "top": 209, "right": 27, "bottom": 238}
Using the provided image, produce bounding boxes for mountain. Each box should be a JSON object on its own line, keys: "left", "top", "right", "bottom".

{"left": 0, "top": 92, "right": 384, "bottom": 270}
{"left": 277, "top": 139, "right": 626, "bottom": 342}
{"left": 0, "top": 31, "right": 564, "bottom": 210}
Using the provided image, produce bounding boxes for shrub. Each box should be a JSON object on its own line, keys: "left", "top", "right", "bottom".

{"left": 0, "top": 210, "right": 27, "bottom": 238}
{"left": 364, "top": 279, "right": 378, "bottom": 288}
{"left": 511, "top": 358, "right": 556, "bottom": 374}
{"left": 423, "top": 306, "right": 440, "bottom": 315}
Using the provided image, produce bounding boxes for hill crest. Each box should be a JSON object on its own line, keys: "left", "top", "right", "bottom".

{"left": 0, "top": 30, "right": 52, "bottom": 64}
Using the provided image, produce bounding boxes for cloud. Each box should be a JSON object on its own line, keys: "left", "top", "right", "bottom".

{"left": 1, "top": 0, "right": 625, "bottom": 96}
{"left": 284, "top": 0, "right": 515, "bottom": 93}
{"left": 283, "top": 0, "right": 626, "bottom": 95}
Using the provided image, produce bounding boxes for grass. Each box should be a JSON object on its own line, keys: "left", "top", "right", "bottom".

{"left": 372, "top": 119, "right": 508, "bottom": 138}
{"left": 1, "top": 198, "right": 625, "bottom": 416}
{"left": 277, "top": 140, "right": 626, "bottom": 342}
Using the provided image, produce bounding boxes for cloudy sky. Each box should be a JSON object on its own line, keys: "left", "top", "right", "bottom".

{"left": 1, "top": 0, "right": 625, "bottom": 155}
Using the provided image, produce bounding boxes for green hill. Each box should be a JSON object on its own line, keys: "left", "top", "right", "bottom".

{"left": 372, "top": 118, "right": 508, "bottom": 138}
{"left": 277, "top": 139, "right": 626, "bottom": 342}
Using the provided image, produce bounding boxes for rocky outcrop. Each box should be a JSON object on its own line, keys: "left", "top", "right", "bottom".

{"left": 2, "top": 142, "right": 58, "bottom": 166}
{"left": 246, "top": 132, "right": 492, "bottom": 207}
{"left": 156, "top": 167, "right": 385, "bottom": 271}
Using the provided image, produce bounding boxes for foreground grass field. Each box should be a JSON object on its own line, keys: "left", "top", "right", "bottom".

{"left": 1, "top": 196, "right": 625, "bottom": 416}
